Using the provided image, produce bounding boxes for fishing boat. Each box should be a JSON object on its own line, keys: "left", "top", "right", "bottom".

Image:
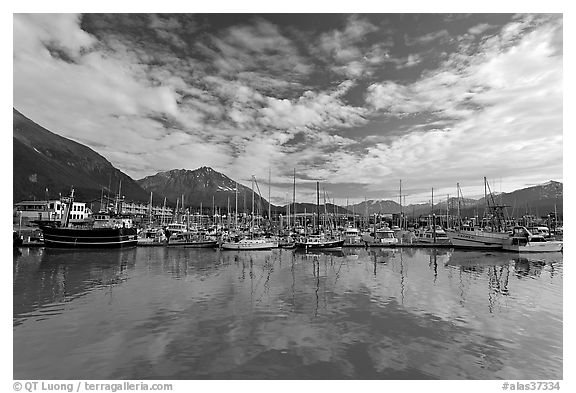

{"left": 445, "top": 225, "right": 509, "bottom": 249}
{"left": 445, "top": 178, "right": 510, "bottom": 250}
{"left": 502, "top": 226, "right": 563, "bottom": 253}
{"left": 40, "top": 189, "right": 137, "bottom": 248}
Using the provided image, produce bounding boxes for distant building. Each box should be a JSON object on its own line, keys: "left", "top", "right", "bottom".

{"left": 121, "top": 201, "right": 173, "bottom": 222}
{"left": 14, "top": 200, "right": 89, "bottom": 223}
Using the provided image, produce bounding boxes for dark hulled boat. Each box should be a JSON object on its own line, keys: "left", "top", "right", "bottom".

{"left": 41, "top": 226, "right": 137, "bottom": 248}
{"left": 295, "top": 234, "right": 344, "bottom": 250}
{"left": 39, "top": 189, "right": 137, "bottom": 248}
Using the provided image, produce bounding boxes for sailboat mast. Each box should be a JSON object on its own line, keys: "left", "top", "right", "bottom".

{"left": 431, "top": 187, "right": 434, "bottom": 228}
{"left": 399, "top": 179, "right": 402, "bottom": 228}
{"left": 174, "top": 198, "right": 179, "bottom": 224}
{"left": 316, "top": 181, "right": 320, "bottom": 233}
{"left": 235, "top": 181, "right": 238, "bottom": 229}
{"left": 364, "top": 196, "right": 368, "bottom": 229}
{"left": 446, "top": 194, "right": 449, "bottom": 229}
{"left": 456, "top": 183, "right": 461, "bottom": 225}
{"left": 162, "top": 197, "right": 166, "bottom": 226}
{"left": 292, "top": 168, "right": 296, "bottom": 230}
{"left": 149, "top": 192, "right": 153, "bottom": 226}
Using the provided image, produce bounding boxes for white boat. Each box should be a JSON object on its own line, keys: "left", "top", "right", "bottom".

{"left": 167, "top": 231, "right": 218, "bottom": 248}
{"left": 362, "top": 227, "right": 399, "bottom": 246}
{"left": 343, "top": 226, "right": 363, "bottom": 246}
{"left": 165, "top": 223, "right": 188, "bottom": 234}
{"left": 137, "top": 227, "right": 166, "bottom": 245}
{"left": 445, "top": 225, "right": 509, "bottom": 249}
{"left": 527, "top": 226, "right": 551, "bottom": 238}
{"left": 503, "top": 226, "right": 563, "bottom": 253}
{"left": 221, "top": 237, "right": 278, "bottom": 250}
{"left": 414, "top": 225, "right": 451, "bottom": 245}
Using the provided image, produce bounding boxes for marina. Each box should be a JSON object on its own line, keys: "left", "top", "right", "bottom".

{"left": 13, "top": 13, "right": 563, "bottom": 382}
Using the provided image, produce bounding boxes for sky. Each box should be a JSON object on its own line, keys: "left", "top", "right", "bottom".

{"left": 12, "top": 13, "right": 563, "bottom": 205}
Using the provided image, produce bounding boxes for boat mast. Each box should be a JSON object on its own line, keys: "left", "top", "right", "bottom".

{"left": 446, "top": 194, "right": 449, "bottom": 229}
{"left": 251, "top": 176, "right": 254, "bottom": 218}
{"left": 364, "top": 196, "right": 368, "bottom": 229}
{"left": 431, "top": 187, "right": 434, "bottom": 225}
{"left": 431, "top": 187, "right": 435, "bottom": 242}
{"left": 316, "top": 181, "right": 320, "bottom": 234}
{"left": 292, "top": 168, "right": 296, "bottom": 231}
{"left": 285, "top": 193, "right": 289, "bottom": 230}
{"left": 149, "top": 192, "right": 153, "bottom": 226}
{"left": 115, "top": 179, "right": 122, "bottom": 214}
{"left": 399, "top": 180, "right": 402, "bottom": 228}
{"left": 174, "top": 198, "right": 179, "bottom": 224}
{"left": 456, "top": 183, "right": 461, "bottom": 226}
{"left": 162, "top": 197, "right": 166, "bottom": 226}
{"left": 235, "top": 181, "right": 238, "bottom": 230}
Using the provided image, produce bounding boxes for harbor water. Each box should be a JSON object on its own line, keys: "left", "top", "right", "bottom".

{"left": 13, "top": 247, "right": 562, "bottom": 379}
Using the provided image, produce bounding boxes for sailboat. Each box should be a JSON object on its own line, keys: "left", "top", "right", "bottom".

{"left": 221, "top": 176, "right": 278, "bottom": 250}
{"left": 295, "top": 181, "right": 344, "bottom": 250}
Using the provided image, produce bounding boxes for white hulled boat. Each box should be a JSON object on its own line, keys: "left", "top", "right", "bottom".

{"left": 221, "top": 236, "right": 278, "bottom": 250}
{"left": 343, "top": 226, "right": 363, "bottom": 246}
{"left": 445, "top": 225, "right": 509, "bottom": 249}
{"left": 414, "top": 225, "right": 451, "bottom": 245}
{"left": 445, "top": 177, "right": 511, "bottom": 250}
{"left": 502, "top": 226, "right": 563, "bottom": 253}
{"left": 362, "top": 227, "right": 399, "bottom": 246}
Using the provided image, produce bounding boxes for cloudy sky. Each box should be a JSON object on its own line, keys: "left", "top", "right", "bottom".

{"left": 13, "top": 13, "right": 563, "bottom": 205}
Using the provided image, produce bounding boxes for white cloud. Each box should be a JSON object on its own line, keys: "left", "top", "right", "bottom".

{"left": 357, "top": 16, "right": 562, "bottom": 200}
{"left": 13, "top": 14, "right": 563, "bottom": 204}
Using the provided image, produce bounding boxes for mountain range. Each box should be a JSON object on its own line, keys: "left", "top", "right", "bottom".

{"left": 13, "top": 109, "right": 563, "bottom": 218}
{"left": 137, "top": 167, "right": 274, "bottom": 215}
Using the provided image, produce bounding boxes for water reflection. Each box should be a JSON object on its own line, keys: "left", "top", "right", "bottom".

{"left": 14, "top": 247, "right": 562, "bottom": 380}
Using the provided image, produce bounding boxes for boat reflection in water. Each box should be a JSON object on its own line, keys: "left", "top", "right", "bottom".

{"left": 14, "top": 247, "right": 562, "bottom": 380}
